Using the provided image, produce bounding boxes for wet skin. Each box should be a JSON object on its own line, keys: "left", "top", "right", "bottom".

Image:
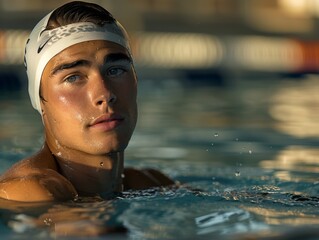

{"left": 0, "top": 40, "right": 174, "bottom": 202}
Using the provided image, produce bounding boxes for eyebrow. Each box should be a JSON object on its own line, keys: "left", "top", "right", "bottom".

{"left": 105, "top": 53, "right": 132, "bottom": 64}
{"left": 50, "top": 53, "right": 132, "bottom": 76}
{"left": 51, "top": 60, "right": 90, "bottom": 76}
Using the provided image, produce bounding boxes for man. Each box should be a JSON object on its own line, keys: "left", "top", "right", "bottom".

{"left": 0, "top": 1, "right": 174, "bottom": 202}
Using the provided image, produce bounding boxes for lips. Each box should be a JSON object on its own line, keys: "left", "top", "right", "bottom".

{"left": 89, "top": 114, "right": 124, "bottom": 131}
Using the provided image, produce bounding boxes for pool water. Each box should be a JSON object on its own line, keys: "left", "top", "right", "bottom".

{"left": 0, "top": 74, "right": 319, "bottom": 239}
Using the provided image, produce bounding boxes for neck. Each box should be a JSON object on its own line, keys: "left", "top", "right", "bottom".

{"left": 47, "top": 142, "right": 124, "bottom": 198}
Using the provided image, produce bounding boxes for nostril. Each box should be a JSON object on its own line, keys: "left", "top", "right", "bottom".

{"left": 108, "top": 95, "right": 117, "bottom": 104}
{"left": 95, "top": 94, "right": 116, "bottom": 106}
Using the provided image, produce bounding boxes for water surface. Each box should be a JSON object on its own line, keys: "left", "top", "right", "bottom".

{"left": 0, "top": 75, "right": 318, "bottom": 239}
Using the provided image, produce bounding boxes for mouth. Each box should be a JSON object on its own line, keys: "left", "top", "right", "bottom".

{"left": 89, "top": 114, "right": 124, "bottom": 131}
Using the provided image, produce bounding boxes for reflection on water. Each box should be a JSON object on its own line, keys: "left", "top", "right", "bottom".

{"left": 243, "top": 206, "right": 319, "bottom": 226}
{"left": 261, "top": 146, "right": 319, "bottom": 182}
{"left": 270, "top": 75, "right": 319, "bottom": 138}
{"left": 195, "top": 209, "right": 267, "bottom": 236}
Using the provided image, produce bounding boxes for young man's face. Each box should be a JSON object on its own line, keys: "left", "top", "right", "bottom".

{"left": 40, "top": 40, "right": 137, "bottom": 156}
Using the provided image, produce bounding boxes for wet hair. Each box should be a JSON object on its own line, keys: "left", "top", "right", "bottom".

{"left": 46, "top": 1, "right": 116, "bottom": 30}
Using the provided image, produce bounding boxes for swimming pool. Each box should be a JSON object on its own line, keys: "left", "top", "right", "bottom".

{"left": 0, "top": 73, "right": 318, "bottom": 239}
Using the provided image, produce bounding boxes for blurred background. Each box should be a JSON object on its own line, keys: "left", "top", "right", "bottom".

{"left": 1, "top": 0, "right": 319, "bottom": 85}
{"left": 1, "top": 2, "right": 319, "bottom": 237}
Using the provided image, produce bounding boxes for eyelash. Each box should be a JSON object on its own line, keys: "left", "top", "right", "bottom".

{"left": 106, "top": 66, "right": 128, "bottom": 77}
{"left": 64, "top": 74, "right": 81, "bottom": 83}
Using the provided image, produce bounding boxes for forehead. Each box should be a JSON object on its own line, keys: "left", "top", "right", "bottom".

{"left": 45, "top": 40, "right": 129, "bottom": 71}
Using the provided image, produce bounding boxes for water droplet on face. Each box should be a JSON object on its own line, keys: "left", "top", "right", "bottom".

{"left": 55, "top": 140, "right": 61, "bottom": 149}
{"left": 100, "top": 162, "right": 104, "bottom": 167}
{"left": 235, "top": 171, "right": 241, "bottom": 177}
{"left": 43, "top": 218, "right": 53, "bottom": 226}
{"left": 73, "top": 194, "right": 79, "bottom": 202}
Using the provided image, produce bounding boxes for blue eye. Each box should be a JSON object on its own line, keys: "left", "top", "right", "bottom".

{"left": 107, "top": 67, "right": 126, "bottom": 77}
{"left": 65, "top": 75, "right": 80, "bottom": 83}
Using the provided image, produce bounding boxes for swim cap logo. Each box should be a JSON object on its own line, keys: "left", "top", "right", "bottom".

{"left": 37, "top": 36, "right": 53, "bottom": 54}
{"left": 36, "top": 23, "right": 123, "bottom": 54}
{"left": 24, "top": 38, "right": 30, "bottom": 70}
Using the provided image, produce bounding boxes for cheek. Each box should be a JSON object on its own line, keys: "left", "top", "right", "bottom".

{"left": 121, "top": 79, "right": 137, "bottom": 102}
{"left": 56, "top": 95, "right": 70, "bottom": 108}
{"left": 52, "top": 88, "right": 83, "bottom": 107}
{"left": 47, "top": 89, "right": 88, "bottom": 121}
{"left": 123, "top": 82, "right": 138, "bottom": 123}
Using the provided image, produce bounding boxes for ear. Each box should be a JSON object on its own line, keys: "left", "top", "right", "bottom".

{"left": 40, "top": 101, "right": 47, "bottom": 119}
{"left": 40, "top": 102, "right": 45, "bottom": 114}
{"left": 40, "top": 106, "right": 47, "bottom": 126}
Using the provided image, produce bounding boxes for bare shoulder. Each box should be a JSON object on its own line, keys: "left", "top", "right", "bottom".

{"left": 123, "top": 167, "right": 175, "bottom": 190}
{"left": 0, "top": 146, "right": 77, "bottom": 202}
{"left": 0, "top": 144, "right": 58, "bottom": 179}
{"left": 0, "top": 170, "right": 76, "bottom": 202}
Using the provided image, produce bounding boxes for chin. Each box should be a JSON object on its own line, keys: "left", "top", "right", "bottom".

{"left": 85, "top": 130, "right": 133, "bottom": 154}
{"left": 89, "top": 140, "right": 129, "bottom": 155}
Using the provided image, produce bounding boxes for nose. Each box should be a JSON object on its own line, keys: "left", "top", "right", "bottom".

{"left": 90, "top": 72, "right": 117, "bottom": 108}
{"left": 96, "top": 94, "right": 117, "bottom": 106}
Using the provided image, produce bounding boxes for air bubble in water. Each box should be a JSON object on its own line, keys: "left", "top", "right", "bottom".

{"left": 121, "top": 174, "right": 125, "bottom": 178}
{"left": 249, "top": 150, "right": 252, "bottom": 154}
{"left": 214, "top": 133, "right": 219, "bottom": 137}
{"left": 235, "top": 171, "right": 241, "bottom": 177}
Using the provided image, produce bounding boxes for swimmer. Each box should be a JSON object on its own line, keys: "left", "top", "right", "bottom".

{"left": 0, "top": 1, "right": 174, "bottom": 202}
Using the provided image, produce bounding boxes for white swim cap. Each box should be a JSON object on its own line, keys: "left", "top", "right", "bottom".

{"left": 24, "top": 10, "right": 131, "bottom": 114}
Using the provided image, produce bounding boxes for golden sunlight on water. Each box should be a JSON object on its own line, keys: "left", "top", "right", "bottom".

{"left": 260, "top": 146, "right": 319, "bottom": 182}
{"left": 269, "top": 76, "right": 319, "bottom": 138}
{"left": 242, "top": 206, "right": 319, "bottom": 226}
